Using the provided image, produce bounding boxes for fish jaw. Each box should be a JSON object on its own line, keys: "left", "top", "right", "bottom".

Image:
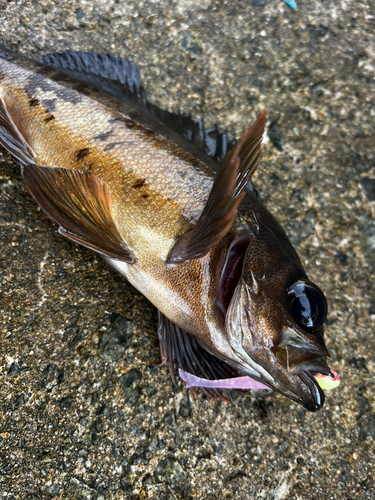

{"left": 225, "top": 280, "right": 331, "bottom": 411}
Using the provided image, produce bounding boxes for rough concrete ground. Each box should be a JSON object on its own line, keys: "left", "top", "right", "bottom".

{"left": 0, "top": 0, "right": 374, "bottom": 498}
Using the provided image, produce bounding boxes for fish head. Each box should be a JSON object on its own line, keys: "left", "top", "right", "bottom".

{"left": 222, "top": 210, "right": 330, "bottom": 411}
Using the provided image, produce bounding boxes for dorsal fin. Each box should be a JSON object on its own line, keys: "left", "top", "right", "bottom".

{"left": 39, "top": 51, "right": 235, "bottom": 163}
{"left": 22, "top": 164, "right": 135, "bottom": 263}
{"left": 166, "top": 111, "right": 267, "bottom": 264}
{"left": 41, "top": 51, "right": 144, "bottom": 101}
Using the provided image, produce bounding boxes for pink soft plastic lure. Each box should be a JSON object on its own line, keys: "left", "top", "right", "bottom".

{"left": 179, "top": 368, "right": 340, "bottom": 392}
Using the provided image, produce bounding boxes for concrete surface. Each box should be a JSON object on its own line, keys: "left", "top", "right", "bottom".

{"left": 0, "top": 0, "right": 374, "bottom": 498}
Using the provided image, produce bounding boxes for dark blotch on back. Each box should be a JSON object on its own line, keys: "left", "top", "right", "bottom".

{"left": 94, "top": 129, "right": 114, "bottom": 141}
{"left": 74, "top": 83, "right": 88, "bottom": 94}
{"left": 25, "top": 74, "right": 56, "bottom": 96}
{"left": 132, "top": 179, "right": 146, "bottom": 189}
{"left": 103, "top": 142, "right": 123, "bottom": 152}
{"left": 29, "top": 97, "right": 40, "bottom": 107}
{"left": 76, "top": 148, "right": 90, "bottom": 161}
{"left": 55, "top": 87, "right": 82, "bottom": 105}
{"left": 144, "top": 128, "right": 156, "bottom": 136}
{"left": 42, "top": 99, "right": 57, "bottom": 112}
{"left": 121, "top": 118, "right": 137, "bottom": 129}
{"left": 25, "top": 73, "right": 82, "bottom": 107}
{"left": 44, "top": 114, "right": 55, "bottom": 123}
{"left": 110, "top": 115, "right": 143, "bottom": 131}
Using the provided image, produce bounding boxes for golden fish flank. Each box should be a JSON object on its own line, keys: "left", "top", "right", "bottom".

{"left": 0, "top": 47, "right": 337, "bottom": 411}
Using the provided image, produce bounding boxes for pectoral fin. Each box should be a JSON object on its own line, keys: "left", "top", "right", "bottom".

{"left": 0, "top": 98, "right": 35, "bottom": 165}
{"left": 22, "top": 164, "right": 135, "bottom": 262}
{"left": 156, "top": 311, "right": 239, "bottom": 401}
{"left": 166, "top": 111, "right": 267, "bottom": 264}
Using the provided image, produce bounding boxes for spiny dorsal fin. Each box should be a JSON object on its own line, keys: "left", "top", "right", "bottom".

{"left": 0, "top": 99, "right": 35, "bottom": 165}
{"left": 39, "top": 51, "right": 235, "bottom": 163}
{"left": 22, "top": 164, "right": 135, "bottom": 263}
{"left": 41, "top": 51, "right": 143, "bottom": 99}
{"left": 166, "top": 111, "right": 267, "bottom": 264}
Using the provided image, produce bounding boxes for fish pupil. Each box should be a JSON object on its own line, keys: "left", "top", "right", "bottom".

{"left": 290, "top": 294, "right": 317, "bottom": 328}
{"left": 288, "top": 280, "right": 327, "bottom": 331}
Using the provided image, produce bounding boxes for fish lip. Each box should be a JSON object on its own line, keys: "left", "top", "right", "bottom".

{"left": 297, "top": 367, "right": 326, "bottom": 412}
{"left": 295, "top": 360, "right": 331, "bottom": 377}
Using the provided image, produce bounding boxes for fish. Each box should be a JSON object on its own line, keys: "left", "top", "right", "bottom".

{"left": 0, "top": 46, "right": 338, "bottom": 412}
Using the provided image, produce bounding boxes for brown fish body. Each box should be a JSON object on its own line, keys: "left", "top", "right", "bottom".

{"left": 0, "top": 51, "right": 239, "bottom": 353}
{"left": 0, "top": 47, "right": 333, "bottom": 411}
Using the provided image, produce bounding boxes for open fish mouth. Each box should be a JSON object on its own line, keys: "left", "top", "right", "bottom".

{"left": 295, "top": 363, "right": 339, "bottom": 411}
{"left": 297, "top": 369, "right": 326, "bottom": 411}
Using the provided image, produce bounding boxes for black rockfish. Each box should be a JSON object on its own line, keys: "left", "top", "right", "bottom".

{"left": 0, "top": 47, "right": 339, "bottom": 411}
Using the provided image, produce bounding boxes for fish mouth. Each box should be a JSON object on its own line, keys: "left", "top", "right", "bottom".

{"left": 295, "top": 362, "right": 332, "bottom": 412}
{"left": 297, "top": 370, "right": 325, "bottom": 411}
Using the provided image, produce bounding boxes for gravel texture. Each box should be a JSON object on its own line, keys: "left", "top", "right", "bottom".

{"left": 1, "top": 0, "right": 374, "bottom": 499}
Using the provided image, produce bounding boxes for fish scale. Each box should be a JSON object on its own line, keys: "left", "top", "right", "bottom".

{"left": 0, "top": 57, "right": 213, "bottom": 232}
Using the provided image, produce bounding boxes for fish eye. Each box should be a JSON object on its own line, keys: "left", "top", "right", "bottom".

{"left": 287, "top": 280, "right": 327, "bottom": 331}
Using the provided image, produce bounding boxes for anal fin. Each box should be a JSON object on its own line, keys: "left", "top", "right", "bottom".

{"left": 156, "top": 311, "right": 239, "bottom": 402}
{"left": 22, "top": 164, "right": 135, "bottom": 263}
